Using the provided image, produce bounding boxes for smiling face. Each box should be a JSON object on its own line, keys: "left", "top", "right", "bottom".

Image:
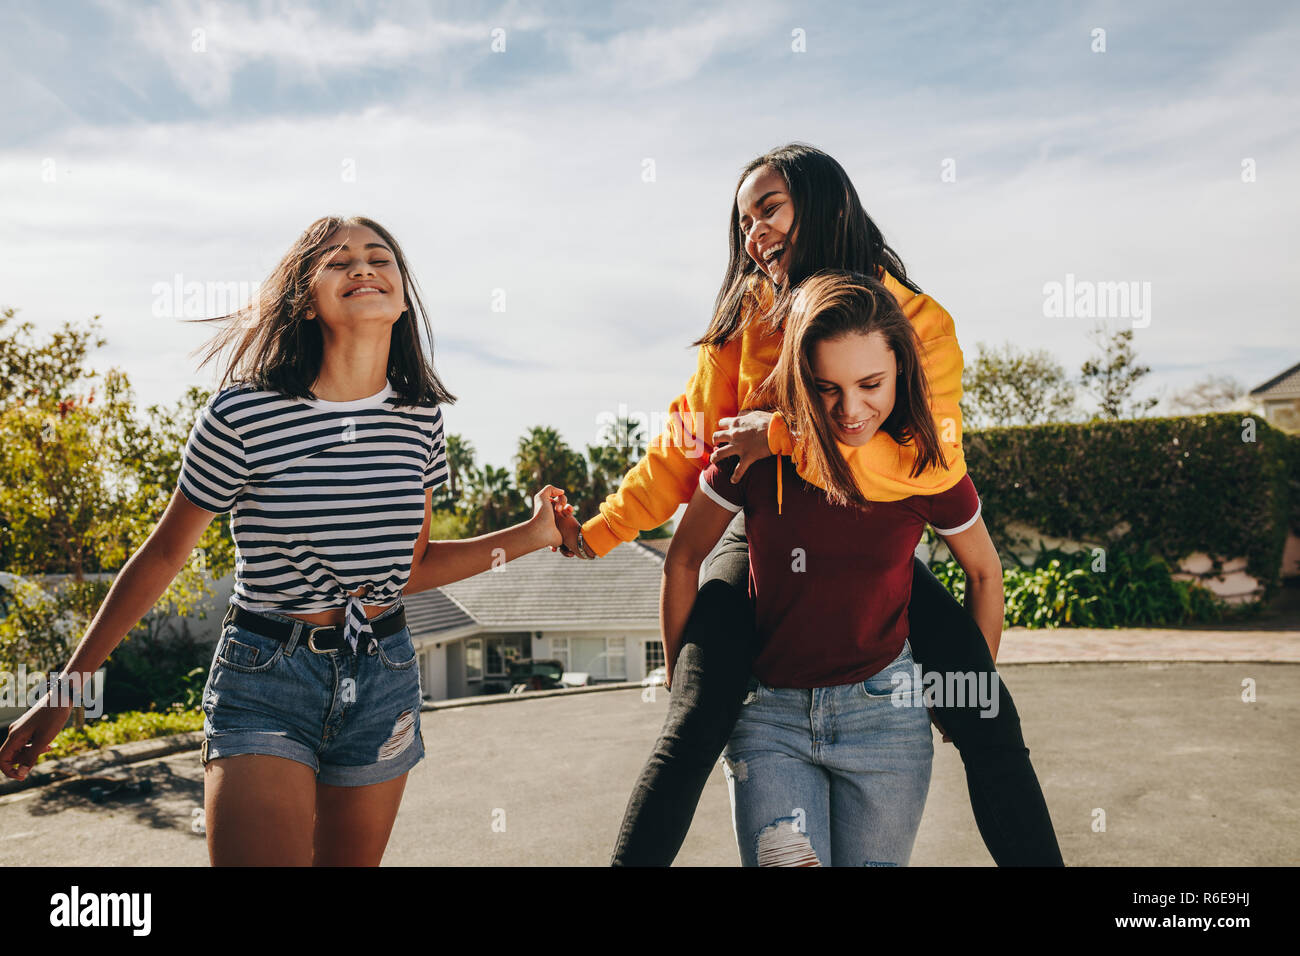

{"left": 736, "top": 164, "right": 797, "bottom": 287}
{"left": 308, "top": 224, "right": 407, "bottom": 329}
{"left": 810, "top": 331, "right": 898, "bottom": 447}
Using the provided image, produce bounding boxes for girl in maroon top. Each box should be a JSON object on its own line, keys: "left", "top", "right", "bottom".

{"left": 664, "top": 270, "right": 1006, "bottom": 866}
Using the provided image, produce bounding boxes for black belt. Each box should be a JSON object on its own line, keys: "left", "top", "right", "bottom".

{"left": 221, "top": 602, "right": 407, "bottom": 654}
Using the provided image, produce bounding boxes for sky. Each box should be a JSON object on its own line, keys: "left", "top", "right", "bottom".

{"left": 2, "top": 0, "right": 1297, "bottom": 475}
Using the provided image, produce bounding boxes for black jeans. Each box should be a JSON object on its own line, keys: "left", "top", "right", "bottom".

{"left": 610, "top": 513, "right": 1064, "bottom": 866}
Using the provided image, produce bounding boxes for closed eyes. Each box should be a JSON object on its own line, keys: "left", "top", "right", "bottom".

{"left": 328, "top": 259, "right": 391, "bottom": 269}
{"left": 818, "top": 384, "right": 881, "bottom": 393}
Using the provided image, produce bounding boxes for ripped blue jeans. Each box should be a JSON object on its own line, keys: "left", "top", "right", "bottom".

{"left": 721, "top": 640, "right": 933, "bottom": 866}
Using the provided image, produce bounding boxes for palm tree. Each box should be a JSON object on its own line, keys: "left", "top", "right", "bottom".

{"left": 461, "top": 464, "right": 523, "bottom": 536}
{"left": 586, "top": 416, "right": 647, "bottom": 511}
{"left": 444, "top": 433, "right": 475, "bottom": 502}
{"left": 514, "top": 426, "right": 588, "bottom": 504}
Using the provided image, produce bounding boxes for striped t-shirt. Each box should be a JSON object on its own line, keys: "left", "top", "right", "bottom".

{"left": 176, "top": 377, "right": 448, "bottom": 652}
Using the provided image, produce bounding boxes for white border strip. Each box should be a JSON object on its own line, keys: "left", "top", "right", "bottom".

{"left": 698, "top": 471, "right": 743, "bottom": 513}
{"left": 933, "top": 498, "right": 981, "bottom": 536}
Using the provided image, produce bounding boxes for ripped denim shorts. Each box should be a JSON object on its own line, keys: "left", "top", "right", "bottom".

{"left": 200, "top": 599, "right": 425, "bottom": 787}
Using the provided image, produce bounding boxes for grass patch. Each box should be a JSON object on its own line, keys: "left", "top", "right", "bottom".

{"left": 40, "top": 704, "right": 203, "bottom": 762}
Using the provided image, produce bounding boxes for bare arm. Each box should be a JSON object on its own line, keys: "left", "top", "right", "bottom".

{"left": 660, "top": 487, "right": 736, "bottom": 688}
{"left": 938, "top": 515, "right": 1005, "bottom": 662}
{"left": 404, "top": 485, "right": 567, "bottom": 594}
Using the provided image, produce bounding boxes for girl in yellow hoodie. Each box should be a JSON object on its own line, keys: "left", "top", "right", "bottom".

{"left": 555, "top": 143, "right": 1062, "bottom": 866}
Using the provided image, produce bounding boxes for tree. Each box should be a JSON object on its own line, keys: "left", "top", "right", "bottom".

{"left": 461, "top": 465, "right": 524, "bottom": 536}
{"left": 0, "top": 309, "right": 236, "bottom": 725}
{"left": 1165, "top": 374, "right": 1248, "bottom": 415}
{"left": 585, "top": 416, "right": 673, "bottom": 538}
{"left": 0, "top": 307, "right": 105, "bottom": 411}
{"left": 585, "top": 416, "right": 647, "bottom": 514}
{"left": 436, "top": 434, "right": 478, "bottom": 512}
{"left": 1078, "top": 321, "right": 1159, "bottom": 420}
{"left": 514, "top": 426, "right": 588, "bottom": 505}
{"left": 961, "top": 341, "right": 1077, "bottom": 428}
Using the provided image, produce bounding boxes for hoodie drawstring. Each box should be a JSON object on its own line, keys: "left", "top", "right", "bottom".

{"left": 776, "top": 452, "right": 783, "bottom": 515}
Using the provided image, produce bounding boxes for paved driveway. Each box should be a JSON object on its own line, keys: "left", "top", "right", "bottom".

{"left": 0, "top": 661, "right": 1295, "bottom": 866}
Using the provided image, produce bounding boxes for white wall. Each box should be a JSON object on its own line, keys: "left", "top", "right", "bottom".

{"left": 536, "top": 629, "right": 661, "bottom": 682}
{"left": 419, "top": 643, "right": 448, "bottom": 701}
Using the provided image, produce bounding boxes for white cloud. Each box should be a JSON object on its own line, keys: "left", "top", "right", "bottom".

{"left": 3, "top": 2, "right": 1297, "bottom": 466}
{"left": 552, "top": 9, "right": 751, "bottom": 89}
{"left": 94, "top": 0, "right": 497, "bottom": 106}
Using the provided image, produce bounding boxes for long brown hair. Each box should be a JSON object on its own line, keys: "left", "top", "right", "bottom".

{"left": 695, "top": 142, "right": 919, "bottom": 350}
{"left": 747, "top": 271, "right": 947, "bottom": 510}
{"left": 185, "top": 215, "right": 456, "bottom": 408}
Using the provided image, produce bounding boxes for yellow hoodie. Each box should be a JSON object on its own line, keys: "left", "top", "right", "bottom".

{"left": 580, "top": 269, "right": 967, "bottom": 557}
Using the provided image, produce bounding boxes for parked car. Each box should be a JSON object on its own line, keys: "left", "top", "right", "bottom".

{"left": 507, "top": 658, "right": 567, "bottom": 694}
{"left": 641, "top": 666, "right": 667, "bottom": 687}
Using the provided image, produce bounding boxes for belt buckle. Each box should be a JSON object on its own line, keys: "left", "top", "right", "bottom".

{"left": 306, "top": 625, "right": 339, "bottom": 654}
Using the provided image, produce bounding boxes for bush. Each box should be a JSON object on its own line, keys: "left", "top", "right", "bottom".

{"left": 40, "top": 704, "right": 203, "bottom": 762}
{"left": 928, "top": 543, "right": 1228, "bottom": 629}
{"left": 964, "top": 413, "right": 1295, "bottom": 600}
{"left": 101, "top": 625, "right": 213, "bottom": 713}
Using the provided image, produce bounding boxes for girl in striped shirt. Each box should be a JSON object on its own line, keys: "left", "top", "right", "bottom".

{"left": 0, "top": 216, "right": 570, "bottom": 866}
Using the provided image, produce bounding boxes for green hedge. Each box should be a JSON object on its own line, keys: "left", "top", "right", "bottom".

{"left": 963, "top": 414, "right": 1297, "bottom": 599}
{"left": 41, "top": 705, "right": 203, "bottom": 762}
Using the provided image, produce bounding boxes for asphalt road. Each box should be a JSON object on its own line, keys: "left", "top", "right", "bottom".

{"left": 0, "top": 661, "right": 1295, "bottom": 866}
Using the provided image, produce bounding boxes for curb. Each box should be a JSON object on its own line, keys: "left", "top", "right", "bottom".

{"left": 425, "top": 680, "right": 650, "bottom": 711}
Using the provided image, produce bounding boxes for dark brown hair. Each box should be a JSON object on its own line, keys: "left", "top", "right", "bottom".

{"left": 185, "top": 215, "right": 456, "bottom": 408}
{"left": 695, "top": 142, "right": 919, "bottom": 349}
{"left": 747, "top": 271, "right": 947, "bottom": 510}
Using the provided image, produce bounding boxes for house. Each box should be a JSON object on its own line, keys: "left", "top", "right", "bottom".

{"left": 1249, "top": 360, "right": 1300, "bottom": 434}
{"left": 406, "top": 540, "right": 669, "bottom": 700}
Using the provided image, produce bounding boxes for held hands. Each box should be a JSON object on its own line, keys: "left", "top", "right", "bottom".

{"left": 0, "top": 693, "right": 74, "bottom": 781}
{"left": 710, "top": 409, "right": 775, "bottom": 483}
{"left": 544, "top": 497, "right": 586, "bottom": 559}
{"left": 528, "top": 485, "right": 571, "bottom": 550}
{"left": 528, "top": 485, "right": 584, "bottom": 557}
{"left": 552, "top": 508, "right": 584, "bottom": 558}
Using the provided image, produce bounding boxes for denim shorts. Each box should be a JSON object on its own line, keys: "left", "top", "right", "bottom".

{"left": 721, "top": 640, "right": 933, "bottom": 866}
{"left": 200, "top": 599, "right": 426, "bottom": 787}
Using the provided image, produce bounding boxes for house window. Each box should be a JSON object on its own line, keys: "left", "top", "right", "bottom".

{"left": 554, "top": 636, "right": 627, "bottom": 681}
{"left": 608, "top": 637, "right": 626, "bottom": 680}
{"left": 486, "top": 635, "right": 528, "bottom": 677}
{"left": 466, "top": 639, "right": 483, "bottom": 682}
{"left": 645, "top": 640, "right": 665, "bottom": 672}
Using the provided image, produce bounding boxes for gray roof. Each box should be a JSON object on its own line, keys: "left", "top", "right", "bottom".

{"left": 403, "top": 587, "right": 476, "bottom": 634}
{"left": 404, "top": 540, "right": 666, "bottom": 634}
{"left": 1250, "top": 361, "right": 1300, "bottom": 399}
